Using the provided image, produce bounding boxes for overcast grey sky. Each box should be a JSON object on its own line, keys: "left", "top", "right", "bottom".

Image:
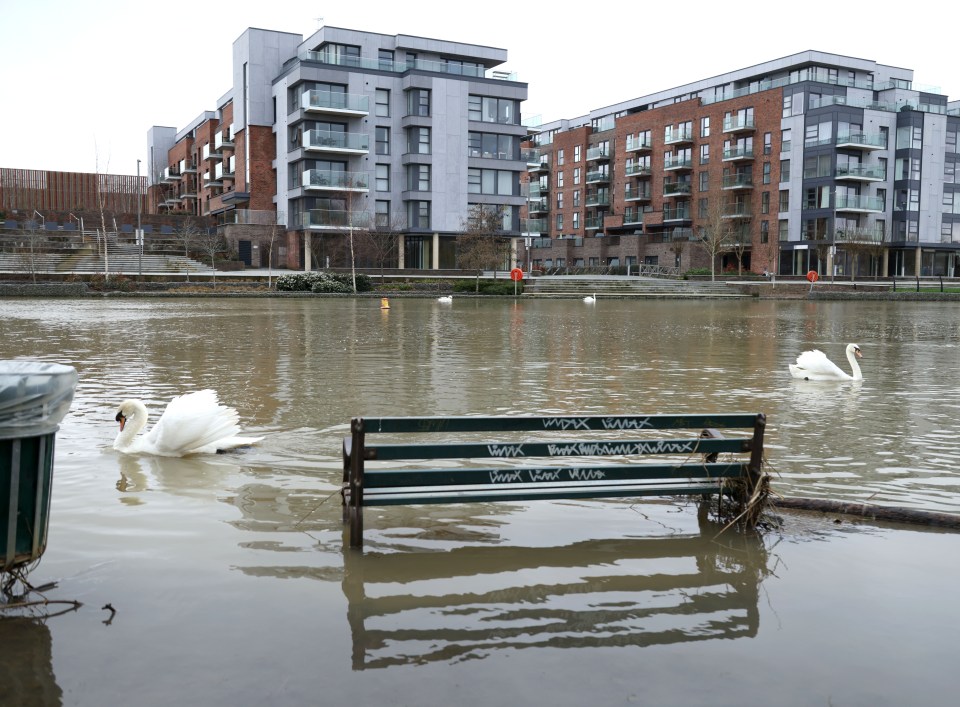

{"left": 1, "top": 0, "right": 953, "bottom": 176}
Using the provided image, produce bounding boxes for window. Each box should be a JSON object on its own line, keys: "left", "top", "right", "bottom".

{"left": 376, "top": 164, "right": 390, "bottom": 191}
{"left": 378, "top": 49, "right": 394, "bottom": 71}
{"left": 558, "top": 149, "right": 565, "bottom": 166}
{"left": 405, "top": 52, "right": 417, "bottom": 67}
{"left": 574, "top": 145, "right": 581, "bottom": 162}
{"left": 701, "top": 116, "right": 710, "bottom": 137}
{"left": 468, "top": 132, "right": 515, "bottom": 159}
{"left": 375, "top": 89, "right": 390, "bottom": 118}
{"left": 778, "top": 220, "right": 788, "bottom": 241}
{"left": 782, "top": 94, "right": 792, "bottom": 118}
{"left": 375, "top": 200, "right": 390, "bottom": 228}
{"left": 762, "top": 191, "right": 770, "bottom": 214}
{"left": 468, "top": 168, "right": 514, "bottom": 195}
{"left": 406, "top": 89, "right": 430, "bottom": 117}
{"left": 699, "top": 171, "right": 709, "bottom": 191}
{"left": 760, "top": 220, "right": 769, "bottom": 243}
{"left": 407, "top": 201, "right": 430, "bottom": 229}
{"left": 763, "top": 162, "right": 771, "bottom": 184}
{"left": 408, "top": 127, "right": 430, "bottom": 155}
{"left": 376, "top": 126, "right": 390, "bottom": 155}
{"left": 779, "top": 190, "right": 789, "bottom": 212}
{"left": 780, "top": 159, "right": 790, "bottom": 182}
{"left": 556, "top": 192, "right": 564, "bottom": 209}
{"left": 407, "top": 164, "right": 430, "bottom": 191}
{"left": 572, "top": 212, "right": 580, "bottom": 229}
{"left": 764, "top": 132, "right": 772, "bottom": 155}
{"left": 700, "top": 144, "right": 710, "bottom": 164}
{"left": 557, "top": 171, "right": 564, "bottom": 188}
{"left": 573, "top": 189, "right": 581, "bottom": 208}
{"left": 698, "top": 198, "right": 709, "bottom": 218}
{"left": 573, "top": 167, "right": 581, "bottom": 185}
{"left": 468, "top": 95, "right": 519, "bottom": 124}
{"left": 556, "top": 213, "right": 564, "bottom": 230}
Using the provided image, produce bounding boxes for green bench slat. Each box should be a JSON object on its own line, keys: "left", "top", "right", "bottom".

{"left": 360, "top": 414, "right": 762, "bottom": 434}
{"left": 362, "top": 462, "right": 747, "bottom": 488}
{"left": 355, "top": 483, "right": 727, "bottom": 506}
{"left": 366, "top": 436, "right": 748, "bottom": 461}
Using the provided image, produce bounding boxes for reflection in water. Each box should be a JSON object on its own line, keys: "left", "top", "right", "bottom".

{"left": 342, "top": 512, "right": 768, "bottom": 670}
{"left": 0, "top": 618, "right": 62, "bottom": 704}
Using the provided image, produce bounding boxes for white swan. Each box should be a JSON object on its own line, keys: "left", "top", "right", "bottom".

{"left": 583, "top": 293, "right": 596, "bottom": 303}
{"left": 789, "top": 343, "right": 863, "bottom": 381}
{"left": 437, "top": 295, "right": 452, "bottom": 303}
{"left": 113, "top": 389, "right": 262, "bottom": 456}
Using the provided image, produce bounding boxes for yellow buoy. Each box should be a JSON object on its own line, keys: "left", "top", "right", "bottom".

{"left": 380, "top": 297, "right": 390, "bottom": 309}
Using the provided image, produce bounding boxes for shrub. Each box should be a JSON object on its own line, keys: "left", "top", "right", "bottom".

{"left": 276, "top": 270, "right": 373, "bottom": 292}
{"left": 683, "top": 268, "right": 713, "bottom": 278}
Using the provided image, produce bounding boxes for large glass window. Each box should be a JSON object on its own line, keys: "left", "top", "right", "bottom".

{"left": 376, "top": 127, "right": 390, "bottom": 155}
{"left": 407, "top": 201, "right": 430, "bottom": 229}
{"left": 467, "top": 132, "right": 515, "bottom": 159}
{"left": 375, "top": 200, "right": 390, "bottom": 228}
{"left": 375, "top": 164, "right": 389, "bottom": 191}
{"left": 378, "top": 49, "right": 394, "bottom": 71}
{"left": 406, "top": 89, "right": 430, "bottom": 117}
{"left": 406, "top": 164, "right": 430, "bottom": 191}
{"left": 468, "top": 168, "right": 514, "bottom": 195}
{"left": 468, "top": 95, "right": 519, "bottom": 124}
{"left": 408, "top": 127, "right": 430, "bottom": 155}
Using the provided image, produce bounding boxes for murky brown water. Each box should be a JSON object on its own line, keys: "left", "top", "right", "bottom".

{"left": 1, "top": 296, "right": 959, "bottom": 706}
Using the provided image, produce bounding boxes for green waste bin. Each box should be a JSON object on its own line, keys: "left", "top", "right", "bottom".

{"left": 1, "top": 361, "right": 78, "bottom": 573}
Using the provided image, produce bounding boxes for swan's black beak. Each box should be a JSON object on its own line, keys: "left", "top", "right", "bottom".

{"left": 116, "top": 411, "right": 126, "bottom": 431}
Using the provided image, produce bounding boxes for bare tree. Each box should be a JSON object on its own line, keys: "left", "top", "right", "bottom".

{"left": 256, "top": 211, "right": 285, "bottom": 289}
{"left": 196, "top": 227, "right": 226, "bottom": 288}
{"left": 728, "top": 221, "right": 751, "bottom": 277}
{"left": 95, "top": 147, "right": 111, "bottom": 280}
{"left": 695, "top": 197, "right": 736, "bottom": 281}
{"left": 363, "top": 211, "right": 405, "bottom": 283}
{"left": 668, "top": 233, "right": 686, "bottom": 274}
{"left": 459, "top": 204, "right": 507, "bottom": 291}
{"left": 173, "top": 218, "right": 202, "bottom": 281}
{"left": 864, "top": 224, "right": 889, "bottom": 280}
{"left": 17, "top": 222, "right": 47, "bottom": 284}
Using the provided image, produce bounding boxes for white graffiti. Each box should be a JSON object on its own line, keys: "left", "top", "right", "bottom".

{"left": 600, "top": 417, "right": 653, "bottom": 430}
{"left": 487, "top": 444, "right": 526, "bottom": 458}
{"left": 529, "top": 469, "right": 561, "bottom": 482}
{"left": 489, "top": 469, "right": 524, "bottom": 483}
{"left": 541, "top": 417, "right": 591, "bottom": 430}
{"left": 546, "top": 440, "right": 694, "bottom": 456}
{"left": 568, "top": 468, "right": 606, "bottom": 481}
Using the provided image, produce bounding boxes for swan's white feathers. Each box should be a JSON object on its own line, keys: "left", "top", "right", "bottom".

{"left": 114, "top": 389, "right": 262, "bottom": 456}
{"left": 788, "top": 343, "right": 863, "bottom": 381}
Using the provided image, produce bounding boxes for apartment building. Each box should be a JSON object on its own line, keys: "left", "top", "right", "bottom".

{"left": 524, "top": 51, "right": 960, "bottom": 278}
{"left": 147, "top": 26, "right": 529, "bottom": 271}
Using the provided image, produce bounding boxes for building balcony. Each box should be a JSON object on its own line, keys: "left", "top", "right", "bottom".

{"left": 180, "top": 160, "right": 197, "bottom": 174}
{"left": 835, "top": 132, "right": 886, "bottom": 151}
{"left": 163, "top": 167, "right": 181, "bottom": 183}
{"left": 586, "top": 146, "right": 610, "bottom": 162}
{"left": 662, "top": 205, "right": 691, "bottom": 222}
{"left": 527, "top": 198, "right": 550, "bottom": 215}
{"left": 522, "top": 147, "right": 542, "bottom": 166}
{"left": 585, "top": 216, "right": 603, "bottom": 230}
{"left": 302, "top": 169, "right": 369, "bottom": 192}
{"left": 585, "top": 193, "right": 610, "bottom": 207}
{"left": 301, "top": 89, "right": 369, "bottom": 116}
{"left": 528, "top": 157, "right": 550, "bottom": 173}
{"left": 663, "top": 182, "right": 692, "bottom": 197}
{"left": 203, "top": 171, "right": 223, "bottom": 188}
{"left": 835, "top": 227, "right": 886, "bottom": 244}
{"left": 722, "top": 204, "right": 753, "bottom": 219}
{"left": 835, "top": 194, "right": 884, "bottom": 213}
{"left": 722, "top": 174, "right": 754, "bottom": 190}
{"left": 521, "top": 217, "right": 548, "bottom": 234}
{"left": 180, "top": 192, "right": 198, "bottom": 201}
{"left": 214, "top": 130, "right": 234, "bottom": 151}
{"left": 302, "top": 209, "right": 371, "bottom": 230}
{"left": 625, "top": 136, "right": 652, "bottom": 152}
{"left": 586, "top": 170, "right": 610, "bottom": 184}
{"left": 624, "top": 185, "right": 652, "bottom": 202}
{"left": 303, "top": 129, "right": 370, "bottom": 154}
{"left": 664, "top": 156, "right": 693, "bottom": 171}
{"left": 623, "top": 207, "right": 644, "bottom": 226}
{"left": 201, "top": 144, "right": 221, "bottom": 163}
{"left": 722, "top": 116, "right": 756, "bottom": 133}
{"left": 664, "top": 129, "right": 694, "bottom": 145}
{"left": 722, "top": 147, "right": 754, "bottom": 162}
{"left": 834, "top": 165, "right": 887, "bottom": 182}
{"left": 670, "top": 227, "right": 694, "bottom": 241}
{"left": 625, "top": 163, "right": 652, "bottom": 178}
{"left": 524, "top": 182, "right": 547, "bottom": 198}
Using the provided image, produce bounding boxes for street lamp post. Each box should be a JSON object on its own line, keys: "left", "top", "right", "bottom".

{"left": 137, "top": 159, "right": 142, "bottom": 286}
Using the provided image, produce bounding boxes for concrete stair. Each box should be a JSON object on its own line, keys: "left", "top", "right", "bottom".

{"left": 523, "top": 275, "right": 748, "bottom": 299}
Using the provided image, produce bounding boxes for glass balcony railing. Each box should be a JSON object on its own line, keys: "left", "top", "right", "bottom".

{"left": 835, "top": 132, "right": 887, "bottom": 150}
{"left": 722, "top": 116, "right": 755, "bottom": 132}
{"left": 302, "top": 169, "right": 369, "bottom": 191}
{"left": 585, "top": 216, "right": 603, "bottom": 230}
{"left": 625, "top": 136, "right": 652, "bottom": 152}
{"left": 527, "top": 198, "right": 550, "bottom": 214}
{"left": 301, "top": 90, "right": 369, "bottom": 114}
{"left": 585, "top": 193, "right": 610, "bottom": 207}
{"left": 586, "top": 146, "right": 610, "bottom": 161}
{"left": 303, "top": 129, "right": 370, "bottom": 152}
{"left": 664, "top": 182, "right": 692, "bottom": 197}
{"left": 586, "top": 170, "right": 610, "bottom": 183}
{"left": 835, "top": 194, "right": 885, "bottom": 211}
{"left": 722, "top": 204, "right": 753, "bottom": 218}
{"left": 302, "top": 209, "right": 372, "bottom": 229}
{"left": 625, "top": 163, "right": 652, "bottom": 177}
{"left": 663, "top": 205, "right": 691, "bottom": 221}
{"left": 722, "top": 174, "right": 754, "bottom": 189}
{"left": 834, "top": 165, "right": 887, "bottom": 181}
{"left": 664, "top": 156, "right": 693, "bottom": 170}
{"left": 623, "top": 208, "right": 644, "bottom": 225}
{"left": 521, "top": 218, "right": 548, "bottom": 233}
{"left": 624, "top": 185, "right": 652, "bottom": 201}
{"left": 722, "top": 147, "right": 754, "bottom": 161}
{"left": 664, "top": 129, "right": 694, "bottom": 144}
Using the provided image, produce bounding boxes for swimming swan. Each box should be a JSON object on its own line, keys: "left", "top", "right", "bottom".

{"left": 788, "top": 343, "right": 863, "bottom": 381}
{"left": 113, "top": 389, "right": 262, "bottom": 456}
{"left": 438, "top": 295, "right": 453, "bottom": 303}
{"left": 583, "top": 293, "right": 596, "bottom": 303}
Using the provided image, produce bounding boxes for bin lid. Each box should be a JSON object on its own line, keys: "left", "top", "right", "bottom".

{"left": 0, "top": 361, "right": 79, "bottom": 437}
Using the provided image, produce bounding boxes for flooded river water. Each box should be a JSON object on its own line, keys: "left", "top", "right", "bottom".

{"left": 1, "top": 296, "right": 958, "bottom": 706}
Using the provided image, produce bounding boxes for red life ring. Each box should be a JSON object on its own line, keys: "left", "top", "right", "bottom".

{"left": 806, "top": 270, "right": 820, "bottom": 283}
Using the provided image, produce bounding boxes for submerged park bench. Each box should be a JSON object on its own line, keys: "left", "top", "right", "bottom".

{"left": 341, "top": 413, "right": 767, "bottom": 548}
